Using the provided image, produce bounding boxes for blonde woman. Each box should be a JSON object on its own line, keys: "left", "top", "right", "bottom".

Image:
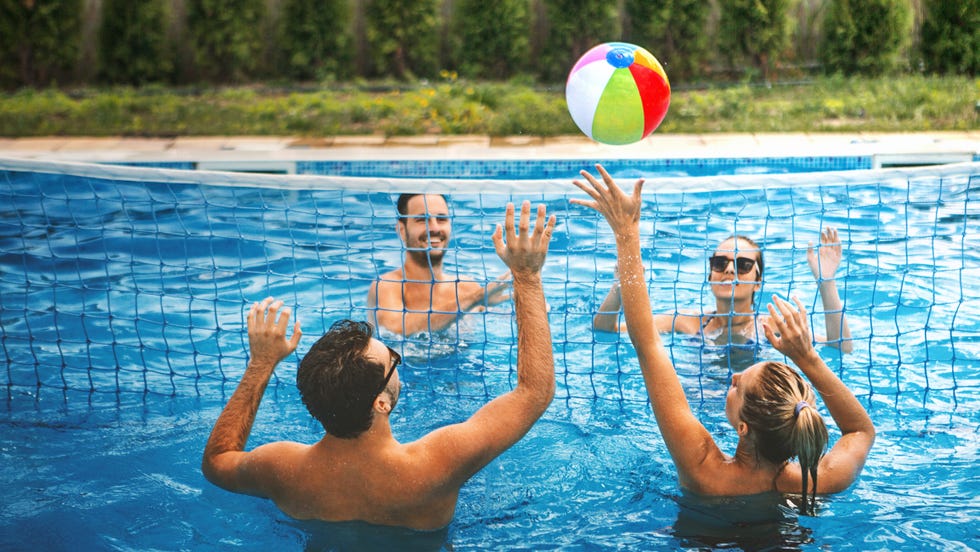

{"left": 572, "top": 165, "right": 874, "bottom": 513}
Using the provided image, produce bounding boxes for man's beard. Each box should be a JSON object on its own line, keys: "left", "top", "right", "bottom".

{"left": 407, "top": 246, "right": 446, "bottom": 267}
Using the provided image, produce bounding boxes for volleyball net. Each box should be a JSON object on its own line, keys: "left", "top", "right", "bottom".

{"left": 1, "top": 156, "right": 978, "bottom": 412}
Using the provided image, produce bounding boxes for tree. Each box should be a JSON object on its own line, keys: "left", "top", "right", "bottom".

{"left": 820, "top": 0, "right": 911, "bottom": 75}
{"left": 0, "top": 0, "right": 82, "bottom": 87}
{"left": 278, "top": 0, "right": 351, "bottom": 81}
{"left": 918, "top": 0, "right": 978, "bottom": 75}
{"left": 718, "top": 0, "right": 791, "bottom": 82}
{"left": 98, "top": 0, "right": 173, "bottom": 85}
{"left": 623, "top": 0, "right": 710, "bottom": 82}
{"left": 186, "top": 0, "right": 266, "bottom": 82}
{"left": 364, "top": 0, "right": 439, "bottom": 80}
{"left": 451, "top": 0, "right": 529, "bottom": 80}
{"left": 537, "top": 0, "right": 618, "bottom": 83}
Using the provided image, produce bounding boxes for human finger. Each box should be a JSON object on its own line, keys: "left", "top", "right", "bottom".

{"left": 266, "top": 299, "right": 283, "bottom": 325}
{"left": 767, "top": 296, "right": 787, "bottom": 330}
{"left": 792, "top": 295, "right": 808, "bottom": 318}
{"left": 247, "top": 301, "right": 259, "bottom": 329}
{"left": 288, "top": 321, "right": 302, "bottom": 351}
{"left": 517, "top": 201, "right": 531, "bottom": 241}
{"left": 276, "top": 305, "right": 292, "bottom": 333}
{"left": 762, "top": 321, "right": 778, "bottom": 345}
{"left": 540, "top": 213, "right": 557, "bottom": 249}
{"left": 492, "top": 222, "right": 505, "bottom": 260}
{"left": 503, "top": 202, "right": 516, "bottom": 243}
{"left": 532, "top": 203, "right": 546, "bottom": 238}
{"left": 571, "top": 177, "right": 602, "bottom": 201}
{"left": 632, "top": 178, "right": 645, "bottom": 202}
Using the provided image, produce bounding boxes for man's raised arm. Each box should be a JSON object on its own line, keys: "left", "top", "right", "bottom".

{"left": 417, "top": 201, "right": 556, "bottom": 484}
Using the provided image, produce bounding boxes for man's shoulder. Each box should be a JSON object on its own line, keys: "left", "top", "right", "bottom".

{"left": 376, "top": 268, "right": 405, "bottom": 282}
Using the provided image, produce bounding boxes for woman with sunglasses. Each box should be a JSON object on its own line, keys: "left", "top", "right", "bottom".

{"left": 572, "top": 166, "right": 874, "bottom": 514}
{"left": 592, "top": 197, "right": 852, "bottom": 353}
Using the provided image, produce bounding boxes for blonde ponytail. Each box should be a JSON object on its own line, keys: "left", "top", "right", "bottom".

{"left": 791, "top": 400, "right": 829, "bottom": 514}
{"left": 738, "top": 362, "right": 829, "bottom": 514}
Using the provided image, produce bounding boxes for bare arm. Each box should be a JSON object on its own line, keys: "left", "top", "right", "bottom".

{"left": 370, "top": 273, "right": 511, "bottom": 336}
{"left": 571, "top": 166, "right": 718, "bottom": 488}
{"left": 419, "top": 202, "right": 556, "bottom": 485}
{"left": 593, "top": 280, "right": 626, "bottom": 332}
{"left": 764, "top": 295, "right": 874, "bottom": 492}
{"left": 593, "top": 279, "right": 699, "bottom": 335}
{"left": 808, "top": 227, "right": 853, "bottom": 353}
{"left": 202, "top": 298, "right": 302, "bottom": 493}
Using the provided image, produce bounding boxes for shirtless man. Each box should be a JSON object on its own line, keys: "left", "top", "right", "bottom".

{"left": 202, "top": 201, "right": 557, "bottom": 530}
{"left": 367, "top": 193, "right": 511, "bottom": 335}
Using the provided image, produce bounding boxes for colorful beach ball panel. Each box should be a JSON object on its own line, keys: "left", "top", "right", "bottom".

{"left": 566, "top": 42, "right": 671, "bottom": 145}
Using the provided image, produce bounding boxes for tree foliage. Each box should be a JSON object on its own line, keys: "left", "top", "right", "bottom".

{"left": 0, "top": 0, "right": 82, "bottom": 87}
{"left": 820, "top": 0, "right": 911, "bottom": 75}
{"left": 278, "top": 0, "right": 351, "bottom": 81}
{"left": 918, "top": 0, "right": 978, "bottom": 75}
{"left": 718, "top": 0, "right": 791, "bottom": 81}
{"left": 186, "top": 0, "right": 266, "bottom": 82}
{"left": 98, "top": 0, "right": 172, "bottom": 85}
{"left": 364, "top": 0, "right": 439, "bottom": 80}
{"left": 623, "top": 0, "right": 709, "bottom": 83}
{"left": 451, "top": 0, "right": 529, "bottom": 80}
{"left": 537, "top": 0, "right": 618, "bottom": 83}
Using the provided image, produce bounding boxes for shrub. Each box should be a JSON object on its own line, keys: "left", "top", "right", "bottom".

{"left": 364, "top": 0, "right": 439, "bottom": 80}
{"left": 820, "top": 0, "right": 911, "bottom": 76}
{"left": 186, "top": 0, "right": 266, "bottom": 82}
{"left": 278, "top": 0, "right": 351, "bottom": 81}
{"left": 718, "top": 0, "right": 791, "bottom": 82}
{"left": 622, "top": 0, "right": 710, "bottom": 83}
{"left": 98, "top": 0, "right": 173, "bottom": 85}
{"left": 451, "top": 0, "right": 529, "bottom": 80}
{"left": 918, "top": 0, "right": 979, "bottom": 75}
{"left": 0, "top": 0, "right": 82, "bottom": 87}
{"left": 536, "top": 0, "right": 618, "bottom": 83}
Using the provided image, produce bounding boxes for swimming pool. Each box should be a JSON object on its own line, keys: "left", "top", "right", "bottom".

{"left": 2, "top": 156, "right": 979, "bottom": 550}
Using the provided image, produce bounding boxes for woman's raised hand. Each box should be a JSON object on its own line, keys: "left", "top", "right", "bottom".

{"left": 570, "top": 164, "right": 645, "bottom": 239}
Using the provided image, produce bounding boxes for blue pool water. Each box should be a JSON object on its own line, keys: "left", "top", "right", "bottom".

{"left": 1, "top": 158, "right": 979, "bottom": 550}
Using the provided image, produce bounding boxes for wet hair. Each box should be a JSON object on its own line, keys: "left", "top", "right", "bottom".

{"left": 396, "top": 193, "right": 449, "bottom": 219}
{"left": 296, "top": 320, "right": 390, "bottom": 439}
{"left": 738, "top": 361, "right": 829, "bottom": 515}
{"left": 717, "top": 235, "right": 765, "bottom": 305}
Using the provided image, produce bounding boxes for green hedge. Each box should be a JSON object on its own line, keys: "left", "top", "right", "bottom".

{"left": 98, "top": 0, "right": 173, "bottom": 85}
{"left": 0, "top": 0, "right": 81, "bottom": 87}
{"left": 186, "top": 0, "right": 266, "bottom": 82}
{"left": 0, "top": 1, "right": 976, "bottom": 90}
{"left": 820, "top": 0, "right": 911, "bottom": 76}
{"left": 918, "top": 0, "right": 979, "bottom": 75}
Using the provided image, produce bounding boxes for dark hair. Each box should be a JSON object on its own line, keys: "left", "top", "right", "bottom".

{"left": 739, "top": 361, "right": 829, "bottom": 515}
{"left": 296, "top": 320, "right": 389, "bottom": 439}
{"left": 396, "top": 193, "right": 449, "bottom": 218}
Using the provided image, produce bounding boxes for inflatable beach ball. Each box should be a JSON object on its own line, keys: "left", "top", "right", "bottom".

{"left": 565, "top": 42, "right": 671, "bottom": 145}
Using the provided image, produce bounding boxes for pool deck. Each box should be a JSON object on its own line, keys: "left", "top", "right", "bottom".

{"left": 1, "top": 132, "right": 977, "bottom": 164}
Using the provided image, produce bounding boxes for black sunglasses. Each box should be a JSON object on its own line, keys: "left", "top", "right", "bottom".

{"left": 379, "top": 345, "right": 401, "bottom": 393}
{"left": 709, "top": 255, "right": 758, "bottom": 275}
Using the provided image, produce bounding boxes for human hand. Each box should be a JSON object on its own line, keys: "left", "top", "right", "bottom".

{"left": 763, "top": 295, "right": 817, "bottom": 363}
{"left": 492, "top": 201, "right": 556, "bottom": 278}
{"left": 485, "top": 271, "right": 513, "bottom": 306}
{"left": 808, "top": 227, "right": 843, "bottom": 281}
{"left": 570, "top": 164, "right": 644, "bottom": 239}
{"left": 247, "top": 297, "right": 302, "bottom": 369}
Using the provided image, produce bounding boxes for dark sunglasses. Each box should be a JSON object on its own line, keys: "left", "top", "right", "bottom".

{"left": 709, "top": 255, "right": 758, "bottom": 275}
{"left": 379, "top": 345, "right": 401, "bottom": 393}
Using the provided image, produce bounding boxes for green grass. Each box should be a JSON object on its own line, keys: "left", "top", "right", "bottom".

{"left": 0, "top": 75, "right": 976, "bottom": 137}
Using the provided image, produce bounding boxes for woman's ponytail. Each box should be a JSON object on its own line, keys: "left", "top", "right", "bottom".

{"left": 740, "top": 362, "right": 830, "bottom": 515}
{"left": 791, "top": 400, "right": 829, "bottom": 514}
